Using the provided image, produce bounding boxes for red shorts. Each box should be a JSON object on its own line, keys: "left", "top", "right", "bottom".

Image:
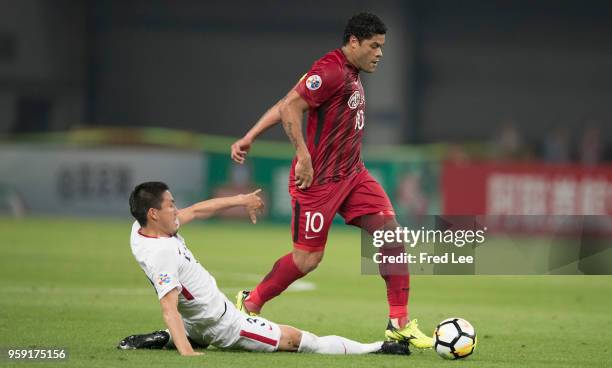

{"left": 289, "top": 169, "right": 394, "bottom": 252}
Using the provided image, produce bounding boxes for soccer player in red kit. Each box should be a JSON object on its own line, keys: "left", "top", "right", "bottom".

{"left": 230, "top": 12, "right": 433, "bottom": 349}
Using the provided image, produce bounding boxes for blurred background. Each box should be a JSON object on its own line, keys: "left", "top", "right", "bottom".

{"left": 0, "top": 0, "right": 611, "bottom": 230}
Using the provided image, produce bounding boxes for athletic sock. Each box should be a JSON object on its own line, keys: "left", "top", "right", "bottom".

{"left": 246, "top": 253, "right": 305, "bottom": 313}
{"left": 297, "top": 331, "right": 382, "bottom": 355}
{"left": 379, "top": 245, "right": 410, "bottom": 326}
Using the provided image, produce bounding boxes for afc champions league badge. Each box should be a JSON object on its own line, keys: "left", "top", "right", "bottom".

{"left": 158, "top": 273, "right": 171, "bottom": 285}
{"left": 306, "top": 74, "right": 322, "bottom": 90}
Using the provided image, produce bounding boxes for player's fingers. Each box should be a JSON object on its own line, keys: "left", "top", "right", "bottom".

{"left": 305, "top": 176, "right": 313, "bottom": 188}
{"left": 231, "top": 149, "right": 244, "bottom": 162}
{"left": 299, "top": 177, "right": 310, "bottom": 189}
{"left": 231, "top": 143, "right": 247, "bottom": 155}
{"left": 233, "top": 153, "right": 245, "bottom": 164}
{"left": 249, "top": 210, "right": 257, "bottom": 224}
{"left": 251, "top": 188, "right": 262, "bottom": 196}
{"left": 302, "top": 176, "right": 312, "bottom": 189}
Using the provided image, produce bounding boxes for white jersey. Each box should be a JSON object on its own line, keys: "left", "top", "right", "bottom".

{"left": 129, "top": 221, "right": 229, "bottom": 327}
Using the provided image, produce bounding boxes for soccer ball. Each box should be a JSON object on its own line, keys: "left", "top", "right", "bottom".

{"left": 433, "top": 318, "right": 477, "bottom": 359}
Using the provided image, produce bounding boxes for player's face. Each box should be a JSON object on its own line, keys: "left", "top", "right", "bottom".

{"left": 153, "top": 190, "right": 180, "bottom": 235}
{"left": 355, "top": 34, "right": 385, "bottom": 73}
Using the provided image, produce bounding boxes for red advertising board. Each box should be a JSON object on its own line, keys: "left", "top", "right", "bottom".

{"left": 442, "top": 162, "right": 612, "bottom": 216}
{"left": 442, "top": 162, "right": 612, "bottom": 234}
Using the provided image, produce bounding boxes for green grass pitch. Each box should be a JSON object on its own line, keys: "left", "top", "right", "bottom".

{"left": 0, "top": 217, "right": 610, "bottom": 367}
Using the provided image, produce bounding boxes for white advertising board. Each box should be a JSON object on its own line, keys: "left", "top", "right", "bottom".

{"left": 0, "top": 144, "right": 206, "bottom": 216}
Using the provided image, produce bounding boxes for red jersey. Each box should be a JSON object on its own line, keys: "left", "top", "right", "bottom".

{"left": 293, "top": 49, "right": 366, "bottom": 185}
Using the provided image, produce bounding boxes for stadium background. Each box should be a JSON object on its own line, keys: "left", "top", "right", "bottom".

{"left": 1, "top": 1, "right": 611, "bottom": 367}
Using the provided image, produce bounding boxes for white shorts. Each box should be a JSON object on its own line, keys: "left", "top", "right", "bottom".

{"left": 184, "top": 301, "right": 282, "bottom": 352}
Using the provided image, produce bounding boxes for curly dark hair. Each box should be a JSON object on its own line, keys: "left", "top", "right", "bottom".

{"left": 342, "top": 12, "right": 387, "bottom": 45}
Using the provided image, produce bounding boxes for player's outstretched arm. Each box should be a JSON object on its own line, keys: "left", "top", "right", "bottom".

{"left": 279, "top": 89, "right": 312, "bottom": 189}
{"left": 177, "top": 189, "right": 264, "bottom": 225}
{"left": 230, "top": 78, "right": 304, "bottom": 164}
{"left": 159, "top": 289, "right": 203, "bottom": 356}
{"left": 230, "top": 98, "right": 283, "bottom": 164}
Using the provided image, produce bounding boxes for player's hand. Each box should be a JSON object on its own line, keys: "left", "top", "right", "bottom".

{"left": 180, "top": 351, "right": 204, "bottom": 356}
{"left": 231, "top": 136, "right": 253, "bottom": 164}
{"left": 295, "top": 155, "right": 313, "bottom": 190}
{"left": 241, "top": 188, "right": 264, "bottom": 224}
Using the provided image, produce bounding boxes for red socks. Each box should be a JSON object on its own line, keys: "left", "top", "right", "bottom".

{"left": 379, "top": 245, "right": 410, "bottom": 325}
{"left": 354, "top": 214, "right": 411, "bottom": 325}
{"left": 245, "top": 253, "right": 305, "bottom": 314}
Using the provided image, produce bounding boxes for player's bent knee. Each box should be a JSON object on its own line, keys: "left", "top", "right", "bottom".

{"left": 278, "top": 325, "right": 302, "bottom": 352}
{"left": 303, "top": 252, "right": 324, "bottom": 273}
{"left": 296, "top": 258, "right": 320, "bottom": 274}
{"left": 292, "top": 249, "right": 324, "bottom": 274}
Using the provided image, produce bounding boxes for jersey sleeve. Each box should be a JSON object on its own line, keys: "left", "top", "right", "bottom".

{"left": 147, "top": 246, "right": 182, "bottom": 300}
{"left": 295, "top": 62, "right": 343, "bottom": 108}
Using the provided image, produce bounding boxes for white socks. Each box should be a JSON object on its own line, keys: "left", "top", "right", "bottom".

{"left": 297, "top": 331, "right": 383, "bottom": 355}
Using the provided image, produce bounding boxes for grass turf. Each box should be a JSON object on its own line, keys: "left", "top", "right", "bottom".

{"left": 0, "top": 217, "right": 610, "bottom": 367}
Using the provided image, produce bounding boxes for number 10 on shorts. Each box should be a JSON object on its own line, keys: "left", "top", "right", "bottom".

{"left": 305, "top": 211, "right": 324, "bottom": 233}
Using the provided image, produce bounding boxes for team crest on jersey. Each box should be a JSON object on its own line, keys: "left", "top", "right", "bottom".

{"left": 158, "top": 273, "right": 171, "bottom": 285}
{"left": 348, "top": 90, "right": 363, "bottom": 109}
{"left": 306, "top": 75, "right": 322, "bottom": 90}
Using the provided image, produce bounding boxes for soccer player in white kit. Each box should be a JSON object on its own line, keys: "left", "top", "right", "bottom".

{"left": 119, "top": 182, "right": 410, "bottom": 356}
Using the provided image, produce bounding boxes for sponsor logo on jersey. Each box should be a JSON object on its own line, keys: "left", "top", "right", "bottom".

{"left": 348, "top": 90, "right": 362, "bottom": 109}
{"left": 306, "top": 75, "right": 322, "bottom": 90}
{"left": 158, "top": 273, "right": 171, "bottom": 285}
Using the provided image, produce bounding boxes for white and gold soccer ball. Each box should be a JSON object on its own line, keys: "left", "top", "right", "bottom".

{"left": 433, "top": 318, "right": 477, "bottom": 359}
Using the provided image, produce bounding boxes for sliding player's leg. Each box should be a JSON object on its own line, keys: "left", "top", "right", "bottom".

{"left": 233, "top": 315, "right": 410, "bottom": 355}
{"left": 117, "top": 307, "right": 410, "bottom": 355}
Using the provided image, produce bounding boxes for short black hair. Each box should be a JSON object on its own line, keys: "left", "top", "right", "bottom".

{"left": 343, "top": 12, "right": 387, "bottom": 45}
{"left": 129, "top": 181, "right": 169, "bottom": 226}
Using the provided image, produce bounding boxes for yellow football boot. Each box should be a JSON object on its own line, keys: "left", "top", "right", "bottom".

{"left": 235, "top": 290, "right": 258, "bottom": 316}
{"left": 385, "top": 319, "right": 434, "bottom": 349}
